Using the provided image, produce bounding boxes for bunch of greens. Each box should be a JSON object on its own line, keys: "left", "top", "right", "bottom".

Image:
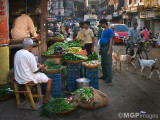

{"left": 66, "top": 40, "right": 82, "bottom": 48}
{"left": 62, "top": 53, "right": 88, "bottom": 61}
{"left": 0, "top": 87, "right": 14, "bottom": 98}
{"left": 73, "top": 88, "right": 94, "bottom": 101}
{"left": 40, "top": 98, "right": 75, "bottom": 117}
{"left": 45, "top": 59, "right": 65, "bottom": 70}
{"left": 48, "top": 42, "right": 68, "bottom": 50}
{"left": 42, "top": 49, "right": 54, "bottom": 55}
{"left": 87, "top": 52, "right": 98, "bottom": 61}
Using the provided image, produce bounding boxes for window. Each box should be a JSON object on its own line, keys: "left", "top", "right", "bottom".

{"left": 58, "top": 11, "right": 61, "bottom": 16}
{"left": 58, "top": 1, "right": 60, "bottom": 8}
{"left": 114, "top": 25, "right": 129, "bottom": 32}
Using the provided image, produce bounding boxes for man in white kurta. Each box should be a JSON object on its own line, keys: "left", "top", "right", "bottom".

{"left": 14, "top": 38, "right": 51, "bottom": 103}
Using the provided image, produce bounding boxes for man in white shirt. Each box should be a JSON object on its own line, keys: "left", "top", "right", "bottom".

{"left": 14, "top": 38, "right": 51, "bottom": 103}
{"left": 83, "top": 21, "right": 95, "bottom": 55}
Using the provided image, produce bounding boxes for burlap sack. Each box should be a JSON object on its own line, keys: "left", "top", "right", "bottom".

{"left": 75, "top": 87, "right": 108, "bottom": 110}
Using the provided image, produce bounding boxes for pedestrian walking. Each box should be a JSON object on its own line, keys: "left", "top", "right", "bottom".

{"left": 128, "top": 23, "right": 141, "bottom": 56}
{"left": 83, "top": 21, "right": 95, "bottom": 55}
{"left": 99, "top": 19, "right": 113, "bottom": 83}
{"left": 142, "top": 27, "right": 149, "bottom": 41}
{"left": 72, "top": 24, "right": 78, "bottom": 39}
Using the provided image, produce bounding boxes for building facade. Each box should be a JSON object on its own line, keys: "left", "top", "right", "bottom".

{"left": 99, "top": 0, "right": 160, "bottom": 36}
{"left": 88, "top": 0, "right": 100, "bottom": 17}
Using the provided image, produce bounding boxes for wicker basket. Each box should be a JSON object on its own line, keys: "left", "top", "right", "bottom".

{"left": 57, "top": 104, "right": 78, "bottom": 115}
{"left": 64, "top": 59, "right": 87, "bottom": 64}
{"left": 42, "top": 54, "right": 63, "bottom": 58}
{"left": 0, "top": 93, "right": 14, "bottom": 102}
{"left": 83, "top": 64, "right": 99, "bottom": 69}
{"left": 47, "top": 37, "right": 64, "bottom": 42}
{"left": 42, "top": 68, "right": 61, "bottom": 74}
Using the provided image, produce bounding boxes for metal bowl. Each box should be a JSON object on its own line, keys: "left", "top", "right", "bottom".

{"left": 76, "top": 78, "right": 90, "bottom": 89}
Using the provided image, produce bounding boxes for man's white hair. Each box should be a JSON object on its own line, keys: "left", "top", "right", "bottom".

{"left": 22, "top": 38, "right": 33, "bottom": 48}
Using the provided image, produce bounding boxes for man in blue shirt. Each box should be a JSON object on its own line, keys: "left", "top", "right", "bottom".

{"left": 128, "top": 23, "right": 141, "bottom": 56}
{"left": 99, "top": 19, "right": 113, "bottom": 83}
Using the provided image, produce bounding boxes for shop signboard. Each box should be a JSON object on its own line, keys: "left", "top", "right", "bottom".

{"left": 0, "top": 0, "right": 9, "bottom": 45}
{"left": 140, "top": 11, "right": 145, "bottom": 18}
{"left": 155, "top": 11, "right": 160, "bottom": 17}
{"left": 146, "top": 11, "right": 155, "bottom": 18}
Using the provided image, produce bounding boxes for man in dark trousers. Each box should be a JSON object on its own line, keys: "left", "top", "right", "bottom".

{"left": 99, "top": 19, "right": 113, "bottom": 84}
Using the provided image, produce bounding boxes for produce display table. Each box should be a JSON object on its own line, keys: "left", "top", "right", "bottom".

{"left": 66, "top": 63, "right": 81, "bottom": 92}
{"left": 42, "top": 73, "right": 62, "bottom": 98}
{"left": 86, "top": 67, "right": 99, "bottom": 89}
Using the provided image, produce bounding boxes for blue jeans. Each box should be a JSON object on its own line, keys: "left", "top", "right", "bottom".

{"left": 100, "top": 44, "right": 112, "bottom": 82}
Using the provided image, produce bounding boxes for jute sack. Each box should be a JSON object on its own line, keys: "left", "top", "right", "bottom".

{"left": 78, "top": 87, "right": 108, "bottom": 110}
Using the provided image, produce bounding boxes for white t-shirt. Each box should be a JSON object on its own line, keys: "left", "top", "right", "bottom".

{"left": 14, "top": 49, "right": 48, "bottom": 84}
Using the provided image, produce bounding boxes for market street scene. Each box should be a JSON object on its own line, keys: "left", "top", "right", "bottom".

{"left": 0, "top": 0, "right": 160, "bottom": 120}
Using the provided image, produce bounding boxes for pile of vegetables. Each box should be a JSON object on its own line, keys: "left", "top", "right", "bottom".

{"left": 42, "top": 41, "right": 82, "bottom": 55}
{"left": 45, "top": 59, "right": 65, "bottom": 70}
{"left": 40, "top": 98, "right": 75, "bottom": 117}
{"left": 73, "top": 88, "right": 94, "bottom": 102}
{"left": 84, "top": 60, "right": 100, "bottom": 67}
{"left": 66, "top": 40, "right": 82, "bottom": 48}
{"left": 62, "top": 53, "right": 88, "bottom": 61}
{"left": 0, "top": 87, "right": 14, "bottom": 99}
{"left": 75, "top": 50, "right": 88, "bottom": 56}
{"left": 88, "top": 52, "right": 98, "bottom": 61}
{"left": 53, "top": 47, "right": 65, "bottom": 55}
{"left": 56, "top": 34, "right": 64, "bottom": 39}
{"left": 67, "top": 47, "right": 82, "bottom": 53}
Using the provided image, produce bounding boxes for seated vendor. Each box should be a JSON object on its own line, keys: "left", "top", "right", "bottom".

{"left": 14, "top": 38, "right": 51, "bottom": 103}
{"left": 11, "top": 10, "right": 40, "bottom": 40}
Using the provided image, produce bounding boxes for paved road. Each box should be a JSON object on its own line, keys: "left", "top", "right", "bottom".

{"left": 0, "top": 44, "right": 160, "bottom": 120}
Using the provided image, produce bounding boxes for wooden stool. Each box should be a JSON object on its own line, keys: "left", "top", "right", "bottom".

{"left": 13, "top": 79, "right": 43, "bottom": 110}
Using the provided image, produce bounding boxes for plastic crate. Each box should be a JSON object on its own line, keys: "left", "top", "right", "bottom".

{"left": 86, "top": 68, "right": 99, "bottom": 89}
{"left": 67, "top": 69, "right": 80, "bottom": 92}
{"left": 42, "top": 73, "right": 62, "bottom": 98}
{"left": 67, "top": 63, "right": 81, "bottom": 69}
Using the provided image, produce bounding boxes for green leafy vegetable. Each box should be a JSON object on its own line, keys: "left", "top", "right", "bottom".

{"left": 0, "top": 87, "right": 14, "bottom": 98}
{"left": 62, "top": 53, "right": 88, "bottom": 61}
{"left": 45, "top": 59, "right": 65, "bottom": 70}
{"left": 40, "top": 98, "right": 75, "bottom": 117}
{"left": 87, "top": 52, "right": 98, "bottom": 61}
{"left": 73, "top": 88, "right": 94, "bottom": 101}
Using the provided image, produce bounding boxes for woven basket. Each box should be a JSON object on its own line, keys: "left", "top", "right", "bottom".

{"left": 0, "top": 93, "right": 14, "bottom": 102}
{"left": 64, "top": 59, "right": 87, "bottom": 64}
{"left": 47, "top": 37, "right": 64, "bottom": 42}
{"left": 57, "top": 104, "right": 78, "bottom": 115}
{"left": 42, "top": 68, "right": 61, "bottom": 74}
{"left": 42, "top": 54, "right": 63, "bottom": 58}
{"left": 83, "top": 64, "right": 99, "bottom": 69}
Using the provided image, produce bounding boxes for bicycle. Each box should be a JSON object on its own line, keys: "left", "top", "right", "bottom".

{"left": 125, "top": 38, "right": 148, "bottom": 60}
{"left": 144, "top": 39, "right": 153, "bottom": 52}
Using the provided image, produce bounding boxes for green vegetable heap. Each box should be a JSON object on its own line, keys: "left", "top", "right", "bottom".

{"left": 42, "top": 41, "right": 82, "bottom": 55}
{"left": 88, "top": 52, "right": 98, "bottom": 61}
{"left": 45, "top": 59, "right": 65, "bottom": 70}
{"left": 62, "top": 53, "right": 88, "bottom": 61}
{"left": 0, "top": 87, "right": 14, "bottom": 98}
{"left": 40, "top": 98, "right": 75, "bottom": 117}
{"left": 73, "top": 88, "right": 94, "bottom": 101}
{"left": 66, "top": 40, "right": 82, "bottom": 48}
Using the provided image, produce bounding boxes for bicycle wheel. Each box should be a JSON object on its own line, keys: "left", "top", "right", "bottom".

{"left": 126, "top": 46, "right": 131, "bottom": 55}
{"left": 144, "top": 42, "right": 153, "bottom": 52}
{"left": 139, "top": 50, "right": 148, "bottom": 60}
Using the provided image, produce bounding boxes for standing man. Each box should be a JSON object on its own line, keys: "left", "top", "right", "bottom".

{"left": 11, "top": 10, "right": 40, "bottom": 40}
{"left": 83, "top": 21, "right": 95, "bottom": 55}
{"left": 14, "top": 38, "right": 52, "bottom": 103}
{"left": 99, "top": 19, "right": 113, "bottom": 83}
{"left": 74, "top": 22, "right": 85, "bottom": 49}
{"left": 128, "top": 23, "right": 141, "bottom": 56}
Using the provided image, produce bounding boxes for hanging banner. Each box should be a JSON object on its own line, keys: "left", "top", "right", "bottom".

{"left": 0, "top": 0, "right": 9, "bottom": 45}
